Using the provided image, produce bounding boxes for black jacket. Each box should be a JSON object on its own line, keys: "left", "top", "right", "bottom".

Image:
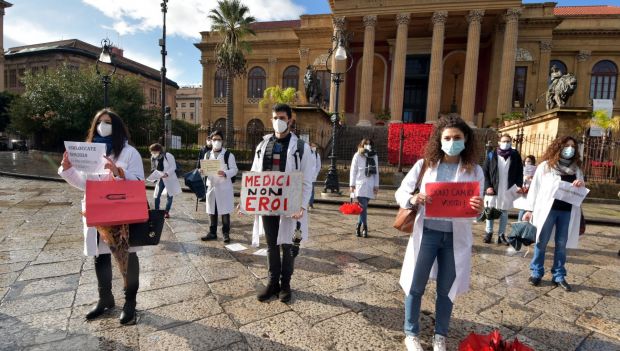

{"left": 483, "top": 149, "right": 524, "bottom": 193}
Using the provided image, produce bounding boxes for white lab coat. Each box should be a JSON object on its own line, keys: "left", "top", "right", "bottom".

{"left": 153, "top": 152, "right": 182, "bottom": 198}
{"left": 524, "top": 161, "right": 583, "bottom": 249}
{"left": 250, "top": 133, "right": 314, "bottom": 247}
{"left": 205, "top": 147, "right": 238, "bottom": 215}
{"left": 349, "top": 152, "right": 380, "bottom": 199}
{"left": 496, "top": 157, "right": 512, "bottom": 210}
{"left": 58, "top": 144, "right": 145, "bottom": 256}
{"left": 395, "top": 159, "right": 484, "bottom": 302}
{"left": 312, "top": 151, "right": 321, "bottom": 181}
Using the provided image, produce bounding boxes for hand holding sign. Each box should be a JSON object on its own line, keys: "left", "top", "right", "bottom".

{"left": 64, "top": 141, "right": 106, "bottom": 173}
{"left": 424, "top": 182, "right": 481, "bottom": 218}
{"left": 240, "top": 171, "right": 302, "bottom": 216}
{"left": 61, "top": 151, "right": 72, "bottom": 170}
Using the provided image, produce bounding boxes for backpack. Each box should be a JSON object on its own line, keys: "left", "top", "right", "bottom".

{"left": 206, "top": 149, "right": 236, "bottom": 183}
{"left": 164, "top": 154, "right": 183, "bottom": 177}
{"left": 257, "top": 138, "right": 305, "bottom": 170}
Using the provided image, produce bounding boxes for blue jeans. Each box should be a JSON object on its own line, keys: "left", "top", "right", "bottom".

{"left": 485, "top": 210, "right": 508, "bottom": 234}
{"left": 357, "top": 196, "right": 369, "bottom": 226}
{"left": 517, "top": 209, "right": 526, "bottom": 221}
{"left": 309, "top": 183, "right": 315, "bottom": 206}
{"left": 530, "top": 209, "right": 571, "bottom": 282}
{"left": 154, "top": 180, "right": 173, "bottom": 212}
{"left": 404, "top": 227, "right": 456, "bottom": 337}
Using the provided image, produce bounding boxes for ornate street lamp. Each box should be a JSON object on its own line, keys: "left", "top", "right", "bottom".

{"left": 160, "top": 0, "right": 169, "bottom": 149}
{"left": 323, "top": 30, "right": 353, "bottom": 195}
{"left": 96, "top": 38, "right": 116, "bottom": 108}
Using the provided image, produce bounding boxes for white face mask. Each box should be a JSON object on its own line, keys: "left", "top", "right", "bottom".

{"left": 97, "top": 122, "right": 112, "bottom": 137}
{"left": 272, "top": 118, "right": 288, "bottom": 134}
{"left": 499, "top": 142, "right": 512, "bottom": 150}
{"left": 151, "top": 152, "right": 160, "bottom": 158}
{"left": 364, "top": 144, "right": 372, "bottom": 151}
{"left": 212, "top": 140, "right": 222, "bottom": 150}
{"left": 311, "top": 146, "right": 317, "bottom": 152}
{"left": 206, "top": 140, "right": 212, "bottom": 147}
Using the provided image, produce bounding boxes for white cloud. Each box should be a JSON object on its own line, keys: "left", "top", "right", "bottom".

{"left": 122, "top": 49, "right": 183, "bottom": 82}
{"left": 5, "top": 18, "right": 67, "bottom": 46}
{"left": 81, "top": 0, "right": 306, "bottom": 39}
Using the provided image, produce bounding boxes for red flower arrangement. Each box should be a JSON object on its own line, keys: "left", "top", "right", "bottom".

{"left": 590, "top": 160, "right": 614, "bottom": 168}
{"left": 388, "top": 123, "right": 434, "bottom": 166}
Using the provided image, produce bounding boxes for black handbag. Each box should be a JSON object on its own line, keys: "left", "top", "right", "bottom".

{"left": 128, "top": 209, "right": 166, "bottom": 246}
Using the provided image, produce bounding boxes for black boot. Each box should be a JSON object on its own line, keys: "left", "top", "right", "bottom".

{"left": 483, "top": 232, "right": 493, "bottom": 244}
{"left": 86, "top": 254, "right": 114, "bottom": 320}
{"left": 223, "top": 233, "right": 230, "bottom": 243}
{"left": 362, "top": 225, "right": 368, "bottom": 238}
{"left": 257, "top": 282, "right": 280, "bottom": 302}
{"left": 120, "top": 253, "right": 139, "bottom": 325}
{"left": 201, "top": 232, "right": 217, "bottom": 241}
{"left": 222, "top": 214, "right": 231, "bottom": 243}
{"left": 356, "top": 223, "right": 362, "bottom": 237}
{"left": 497, "top": 233, "right": 509, "bottom": 246}
{"left": 279, "top": 281, "right": 292, "bottom": 303}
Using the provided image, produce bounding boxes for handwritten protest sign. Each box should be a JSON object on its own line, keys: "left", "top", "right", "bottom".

{"left": 146, "top": 170, "right": 165, "bottom": 183}
{"left": 64, "top": 141, "right": 106, "bottom": 173}
{"left": 552, "top": 181, "right": 589, "bottom": 207}
{"left": 200, "top": 159, "right": 221, "bottom": 176}
{"left": 240, "top": 171, "right": 302, "bottom": 216}
{"left": 425, "top": 182, "right": 481, "bottom": 218}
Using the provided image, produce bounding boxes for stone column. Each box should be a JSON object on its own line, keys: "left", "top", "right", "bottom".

{"left": 329, "top": 16, "right": 346, "bottom": 114}
{"left": 426, "top": 11, "right": 448, "bottom": 122}
{"left": 0, "top": 5, "right": 9, "bottom": 92}
{"left": 496, "top": 8, "right": 522, "bottom": 117}
{"left": 576, "top": 50, "right": 591, "bottom": 107}
{"left": 298, "top": 48, "right": 310, "bottom": 104}
{"left": 199, "top": 58, "right": 212, "bottom": 142}
{"left": 268, "top": 57, "right": 278, "bottom": 89}
{"left": 389, "top": 13, "right": 410, "bottom": 123}
{"left": 358, "top": 15, "right": 378, "bottom": 126}
{"left": 460, "top": 10, "right": 484, "bottom": 125}
{"left": 536, "top": 40, "right": 553, "bottom": 111}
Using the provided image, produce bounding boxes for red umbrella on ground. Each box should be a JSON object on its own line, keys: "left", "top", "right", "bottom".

{"left": 339, "top": 202, "right": 363, "bottom": 215}
{"left": 459, "top": 330, "right": 534, "bottom": 351}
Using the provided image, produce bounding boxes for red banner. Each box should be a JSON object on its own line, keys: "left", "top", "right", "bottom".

{"left": 387, "top": 123, "right": 434, "bottom": 166}
{"left": 424, "top": 182, "right": 480, "bottom": 218}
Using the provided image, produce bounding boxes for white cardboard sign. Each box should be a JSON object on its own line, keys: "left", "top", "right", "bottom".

{"left": 552, "top": 181, "right": 589, "bottom": 207}
{"left": 64, "top": 141, "right": 106, "bottom": 173}
{"left": 240, "top": 171, "right": 302, "bottom": 216}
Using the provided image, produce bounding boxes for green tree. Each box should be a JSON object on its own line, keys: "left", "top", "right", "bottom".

{"left": 171, "top": 119, "right": 199, "bottom": 147}
{"left": 9, "top": 64, "right": 149, "bottom": 150}
{"left": 258, "top": 85, "right": 297, "bottom": 110}
{"left": 208, "top": 0, "right": 256, "bottom": 145}
{"left": 0, "top": 91, "right": 16, "bottom": 132}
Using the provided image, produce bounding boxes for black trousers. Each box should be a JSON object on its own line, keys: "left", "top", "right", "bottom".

{"left": 262, "top": 216, "right": 294, "bottom": 286}
{"left": 209, "top": 200, "right": 231, "bottom": 235}
{"left": 94, "top": 252, "right": 140, "bottom": 301}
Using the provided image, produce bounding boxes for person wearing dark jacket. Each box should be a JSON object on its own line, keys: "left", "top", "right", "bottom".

{"left": 195, "top": 137, "right": 213, "bottom": 202}
{"left": 482, "top": 134, "right": 523, "bottom": 244}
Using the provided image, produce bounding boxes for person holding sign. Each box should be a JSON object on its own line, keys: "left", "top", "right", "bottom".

{"left": 58, "top": 109, "right": 144, "bottom": 325}
{"left": 482, "top": 134, "right": 523, "bottom": 245}
{"left": 195, "top": 136, "right": 213, "bottom": 202}
{"left": 395, "top": 115, "right": 484, "bottom": 351}
{"left": 149, "top": 143, "right": 182, "bottom": 219}
{"left": 349, "top": 138, "right": 380, "bottom": 238}
{"left": 201, "top": 131, "right": 238, "bottom": 243}
{"left": 523, "top": 136, "right": 585, "bottom": 292}
{"left": 250, "top": 103, "right": 313, "bottom": 303}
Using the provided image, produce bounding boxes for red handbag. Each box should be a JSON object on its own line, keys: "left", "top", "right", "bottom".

{"left": 85, "top": 180, "right": 148, "bottom": 227}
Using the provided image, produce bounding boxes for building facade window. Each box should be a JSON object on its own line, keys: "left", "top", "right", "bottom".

{"left": 181, "top": 103, "right": 186, "bottom": 108}
{"left": 213, "top": 118, "right": 226, "bottom": 132}
{"left": 247, "top": 66, "right": 266, "bottom": 99}
{"left": 282, "top": 66, "right": 299, "bottom": 90}
{"left": 9, "top": 69, "right": 17, "bottom": 88}
{"left": 190, "top": 112, "right": 194, "bottom": 120}
{"left": 512, "top": 66, "right": 527, "bottom": 108}
{"left": 590, "top": 60, "right": 618, "bottom": 100}
{"left": 550, "top": 60, "right": 568, "bottom": 77}
{"left": 214, "top": 70, "right": 226, "bottom": 98}
{"left": 182, "top": 112, "right": 186, "bottom": 119}
{"left": 247, "top": 119, "right": 265, "bottom": 148}
{"left": 149, "top": 88, "right": 158, "bottom": 105}
{"left": 189, "top": 102, "right": 195, "bottom": 108}
{"left": 315, "top": 70, "right": 331, "bottom": 108}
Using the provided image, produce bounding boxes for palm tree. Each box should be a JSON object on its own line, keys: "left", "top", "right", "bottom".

{"left": 208, "top": 0, "right": 256, "bottom": 146}
{"left": 258, "top": 85, "right": 298, "bottom": 110}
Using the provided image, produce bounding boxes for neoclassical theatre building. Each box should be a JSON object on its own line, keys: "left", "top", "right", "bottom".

{"left": 196, "top": 1, "right": 620, "bottom": 132}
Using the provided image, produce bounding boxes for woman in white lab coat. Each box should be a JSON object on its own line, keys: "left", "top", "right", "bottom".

{"left": 201, "top": 131, "right": 238, "bottom": 243}
{"left": 395, "top": 115, "right": 484, "bottom": 351}
{"left": 150, "top": 143, "right": 182, "bottom": 218}
{"left": 58, "top": 108, "right": 144, "bottom": 325}
{"left": 349, "top": 138, "right": 379, "bottom": 238}
{"left": 523, "top": 136, "right": 585, "bottom": 292}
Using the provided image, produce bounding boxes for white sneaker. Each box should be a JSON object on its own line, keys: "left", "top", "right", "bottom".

{"left": 404, "top": 335, "right": 424, "bottom": 351}
{"left": 432, "top": 334, "right": 446, "bottom": 351}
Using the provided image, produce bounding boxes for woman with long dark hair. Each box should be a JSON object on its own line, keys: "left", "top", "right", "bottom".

{"left": 523, "top": 136, "right": 585, "bottom": 292}
{"left": 59, "top": 108, "right": 144, "bottom": 325}
{"left": 396, "top": 115, "right": 484, "bottom": 351}
{"left": 349, "top": 138, "right": 379, "bottom": 237}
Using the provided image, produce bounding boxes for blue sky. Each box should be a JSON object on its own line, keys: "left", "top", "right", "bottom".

{"left": 4, "top": 0, "right": 619, "bottom": 86}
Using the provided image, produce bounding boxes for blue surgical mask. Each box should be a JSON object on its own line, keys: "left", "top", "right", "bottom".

{"left": 441, "top": 140, "right": 465, "bottom": 156}
{"left": 561, "top": 146, "right": 575, "bottom": 159}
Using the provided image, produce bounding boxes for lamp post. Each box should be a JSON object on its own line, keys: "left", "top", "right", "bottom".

{"left": 450, "top": 65, "right": 461, "bottom": 113}
{"left": 160, "top": 0, "right": 169, "bottom": 149}
{"left": 95, "top": 38, "right": 116, "bottom": 108}
{"left": 323, "top": 30, "right": 353, "bottom": 195}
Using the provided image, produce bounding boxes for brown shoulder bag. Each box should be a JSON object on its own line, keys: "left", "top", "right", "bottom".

{"left": 393, "top": 160, "right": 427, "bottom": 233}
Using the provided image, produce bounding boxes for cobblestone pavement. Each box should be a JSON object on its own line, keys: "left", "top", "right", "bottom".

{"left": 0, "top": 176, "right": 619, "bottom": 351}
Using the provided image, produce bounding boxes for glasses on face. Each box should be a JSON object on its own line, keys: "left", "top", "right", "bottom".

{"left": 212, "top": 139, "right": 222, "bottom": 142}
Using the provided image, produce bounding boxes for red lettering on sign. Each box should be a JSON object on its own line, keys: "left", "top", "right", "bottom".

{"left": 284, "top": 198, "right": 288, "bottom": 211}
{"left": 272, "top": 198, "right": 280, "bottom": 211}
{"left": 245, "top": 197, "right": 256, "bottom": 211}
{"left": 258, "top": 197, "right": 269, "bottom": 211}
